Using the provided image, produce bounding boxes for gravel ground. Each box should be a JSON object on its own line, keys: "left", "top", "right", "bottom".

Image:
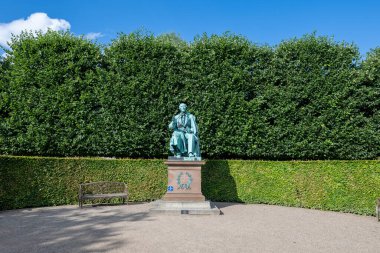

{"left": 0, "top": 202, "right": 379, "bottom": 253}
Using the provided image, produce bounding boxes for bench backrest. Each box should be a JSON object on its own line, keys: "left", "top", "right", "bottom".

{"left": 79, "top": 181, "right": 127, "bottom": 195}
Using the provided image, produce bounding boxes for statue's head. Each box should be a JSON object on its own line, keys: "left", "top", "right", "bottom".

{"left": 179, "top": 103, "right": 187, "bottom": 113}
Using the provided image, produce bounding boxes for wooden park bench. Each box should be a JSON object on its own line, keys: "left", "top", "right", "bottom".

{"left": 79, "top": 181, "right": 128, "bottom": 208}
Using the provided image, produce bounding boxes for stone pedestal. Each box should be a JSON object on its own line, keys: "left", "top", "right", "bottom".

{"left": 150, "top": 160, "right": 220, "bottom": 215}
{"left": 162, "top": 160, "right": 205, "bottom": 201}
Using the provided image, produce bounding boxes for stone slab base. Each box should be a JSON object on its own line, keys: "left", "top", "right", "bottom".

{"left": 149, "top": 200, "right": 221, "bottom": 215}
{"left": 163, "top": 193, "right": 205, "bottom": 201}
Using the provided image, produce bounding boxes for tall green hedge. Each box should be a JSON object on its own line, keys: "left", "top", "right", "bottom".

{"left": 0, "top": 31, "right": 379, "bottom": 159}
{"left": 0, "top": 31, "right": 102, "bottom": 156}
{"left": 0, "top": 156, "right": 379, "bottom": 215}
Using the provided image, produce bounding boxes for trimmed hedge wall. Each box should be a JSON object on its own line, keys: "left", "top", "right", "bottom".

{"left": 0, "top": 156, "right": 167, "bottom": 209}
{"left": 203, "top": 160, "right": 380, "bottom": 215}
{"left": 0, "top": 31, "right": 379, "bottom": 159}
{"left": 1, "top": 156, "right": 379, "bottom": 215}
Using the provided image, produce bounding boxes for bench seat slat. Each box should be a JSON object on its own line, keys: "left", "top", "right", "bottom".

{"left": 79, "top": 181, "right": 128, "bottom": 208}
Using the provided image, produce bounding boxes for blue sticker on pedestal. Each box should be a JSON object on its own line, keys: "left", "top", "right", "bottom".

{"left": 167, "top": 186, "right": 174, "bottom": 192}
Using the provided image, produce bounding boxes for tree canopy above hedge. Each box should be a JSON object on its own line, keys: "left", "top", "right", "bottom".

{"left": 0, "top": 30, "right": 379, "bottom": 159}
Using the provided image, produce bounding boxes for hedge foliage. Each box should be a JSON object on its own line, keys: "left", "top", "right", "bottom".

{"left": 0, "top": 156, "right": 379, "bottom": 215}
{"left": 0, "top": 30, "right": 379, "bottom": 159}
{"left": 0, "top": 156, "right": 167, "bottom": 209}
{"left": 203, "top": 160, "right": 380, "bottom": 215}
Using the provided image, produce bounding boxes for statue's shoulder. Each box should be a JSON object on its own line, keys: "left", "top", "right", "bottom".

{"left": 188, "top": 113, "right": 196, "bottom": 120}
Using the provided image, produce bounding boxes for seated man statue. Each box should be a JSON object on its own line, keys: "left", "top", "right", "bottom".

{"left": 169, "top": 103, "right": 200, "bottom": 158}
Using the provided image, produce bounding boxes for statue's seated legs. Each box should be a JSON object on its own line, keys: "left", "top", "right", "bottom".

{"left": 185, "top": 133, "right": 198, "bottom": 157}
{"left": 170, "top": 132, "right": 200, "bottom": 158}
{"left": 170, "top": 131, "right": 187, "bottom": 156}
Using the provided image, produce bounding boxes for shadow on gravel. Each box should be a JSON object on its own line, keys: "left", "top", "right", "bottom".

{"left": 213, "top": 202, "right": 243, "bottom": 209}
{"left": 0, "top": 205, "right": 151, "bottom": 253}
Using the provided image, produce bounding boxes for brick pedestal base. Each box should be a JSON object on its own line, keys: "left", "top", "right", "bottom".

{"left": 150, "top": 159, "right": 220, "bottom": 215}
{"left": 162, "top": 160, "right": 206, "bottom": 201}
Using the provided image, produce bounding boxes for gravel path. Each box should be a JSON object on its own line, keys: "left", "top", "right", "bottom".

{"left": 1, "top": 202, "right": 379, "bottom": 253}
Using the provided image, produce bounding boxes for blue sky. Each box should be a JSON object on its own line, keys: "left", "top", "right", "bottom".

{"left": 1, "top": 0, "right": 379, "bottom": 56}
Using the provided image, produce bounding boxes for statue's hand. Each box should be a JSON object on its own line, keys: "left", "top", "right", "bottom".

{"left": 169, "top": 116, "right": 177, "bottom": 130}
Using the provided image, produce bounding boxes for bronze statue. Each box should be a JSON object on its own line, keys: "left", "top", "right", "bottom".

{"left": 169, "top": 103, "right": 200, "bottom": 158}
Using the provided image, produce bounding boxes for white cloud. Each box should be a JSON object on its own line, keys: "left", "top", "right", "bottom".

{"left": 0, "top": 12, "right": 70, "bottom": 48}
{"left": 84, "top": 32, "right": 103, "bottom": 40}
